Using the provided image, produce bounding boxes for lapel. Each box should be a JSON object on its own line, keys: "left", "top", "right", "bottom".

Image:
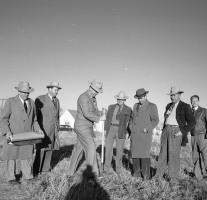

{"left": 15, "top": 95, "right": 28, "bottom": 118}
{"left": 138, "top": 100, "right": 149, "bottom": 113}
{"left": 27, "top": 98, "right": 32, "bottom": 116}
{"left": 195, "top": 106, "right": 202, "bottom": 118}
{"left": 45, "top": 94, "right": 56, "bottom": 111}
{"left": 176, "top": 100, "right": 182, "bottom": 114}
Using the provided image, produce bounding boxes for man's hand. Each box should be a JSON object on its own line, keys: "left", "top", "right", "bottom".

{"left": 36, "top": 129, "right": 44, "bottom": 135}
{"left": 175, "top": 131, "right": 182, "bottom": 137}
{"left": 125, "top": 133, "right": 130, "bottom": 139}
{"left": 101, "top": 108, "right": 107, "bottom": 115}
{"left": 6, "top": 132, "right": 12, "bottom": 140}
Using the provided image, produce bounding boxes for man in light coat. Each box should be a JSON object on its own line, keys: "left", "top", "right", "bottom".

{"left": 0, "top": 81, "right": 43, "bottom": 184}
{"left": 104, "top": 91, "right": 132, "bottom": 173}
{"left": 34, "top": 81, "right": 61, "bottom": 174}
{"left": 190, "top": 95, "right": 207, "bottom": 180}
{"left": 68, "top": 79, "right": 106, "bottom": 178}
{"left": 130, "top": 88, "right": 159, "bottom": 180}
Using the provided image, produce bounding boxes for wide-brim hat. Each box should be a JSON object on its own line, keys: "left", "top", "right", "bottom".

{"left": 167, "top": 86, "right": 184, "bottom": 95}
{"left": 46, "top": 81, "right": 62, "bottom": 89}
{"left": 134, "top": 88, "right": 149, "bottom": 98}
{"left": 114, "top": 91, "right": 129, "bottom": 100}
{"left": 15, "top": 81, "right": 34, "bottom": 93}
{"left": 89, "top": 79, "right": 103, "bottom": 93}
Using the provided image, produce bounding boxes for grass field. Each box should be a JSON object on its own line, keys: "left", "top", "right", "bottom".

{"left": 1, "top": 131, "right": 207, "bottom": 200}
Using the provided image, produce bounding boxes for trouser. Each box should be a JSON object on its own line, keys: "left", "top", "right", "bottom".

{"left": 133, "top": 158, "right": 151, "bottom": 179}
{"left": 68, "top": 130, "right": 99, "bottom": 177}
{"left": 191, "top": 134, "right": 207, "bottom": 179}
{"left": 34, "top": 149, "right": 53, "bottom": 174}
{"left": 104, "top": 125, "right": 125, "bottom": 172}
{"left": 6, "top": 159, "right": 33, "bottom": 181}
{"left": 156, "top": 126, "right": 182, "bottom": 181}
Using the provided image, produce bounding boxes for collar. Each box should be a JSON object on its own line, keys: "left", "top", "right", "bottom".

{"left": 19, "top": 95, "right": 26, "bottom": 103}
{"left": 193, "top": 106, "right": 198, "bottom": 111}
{"left": 48, "top": 93, "right": 53, "bottom": 100}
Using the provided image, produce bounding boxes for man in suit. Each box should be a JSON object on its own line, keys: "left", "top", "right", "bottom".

{"left": 34, "top": 81, "right": 61, "bottom": 174}
{"left": 156, "top": 86, "right": 195, "bottom": 185}
{"left": 104, "top": 91, "right": 132, "bottom": 174}
{"left": 190, "top": 95, "right": 207, "bottom": 180}
{"left": 130, "top": 88, "right": 159, "bottom": 180}
{"left": 0, "top": 81, "right": 43, "bottom": 184}
{"left": 68, "top": 79, "right": 106, "bottom": 178}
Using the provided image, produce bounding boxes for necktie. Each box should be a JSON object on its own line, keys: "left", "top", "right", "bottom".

{"left": 24, "top": 101, "right": 27, "bottom": 113}
{"left": 192, "top": 108, "right": 196, "bottom": 116}
{"left": 52, "top": 98, "right": 56, "bottom": 109}
{"left": 92, "top": 97, "right": 97, "bottom": 110}
{"left": 165, "top": 104, "right": 175, "bottom": 118}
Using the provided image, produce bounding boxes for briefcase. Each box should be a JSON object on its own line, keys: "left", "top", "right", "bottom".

{"left": 8, "top": 132, "right": 45, "bottom": 146}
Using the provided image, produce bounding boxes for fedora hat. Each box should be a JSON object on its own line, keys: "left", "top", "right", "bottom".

{"left": 46, "top": 81, "right": 62, "bottom": 89}
{"left": 134, "top": 88, "right": 149, "bottom": 98}
{"left": 114, "top": 91, "right": 129, "bottom": 100}
{"left": 15, "top": 81, "right": 34, "bottom": 93}
{"left": 89, "top": 79, "right": 103, "bottom": 93}
{"left": 167, "top": 86, "right": 184, "bottom": 95}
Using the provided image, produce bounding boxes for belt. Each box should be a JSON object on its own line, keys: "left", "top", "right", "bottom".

{"left": 111, "top": 123, "right": 119, "bottom": 127}
{"left": 165, "top": 124, "right": 179, "bottom": 127}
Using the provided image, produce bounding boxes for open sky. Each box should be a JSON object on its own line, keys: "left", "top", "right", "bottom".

{"left": 0, "top": 0, "right": 207, "bottom": 123}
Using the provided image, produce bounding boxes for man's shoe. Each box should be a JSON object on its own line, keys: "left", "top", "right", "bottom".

{"left": 9, "top": 180, "right": 21, "bottom": 185}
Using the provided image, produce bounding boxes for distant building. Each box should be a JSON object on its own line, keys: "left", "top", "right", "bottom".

{"left": 60, "top": 109, "right": 77, "bottom": 129}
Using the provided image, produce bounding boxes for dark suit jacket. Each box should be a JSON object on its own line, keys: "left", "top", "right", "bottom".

{"left": 190, "top": 106, "right": 207, "bottom": 136}
{"left": 164, "top": 100, "right": 196, "bottom": 146}
{"left": 105, "top": 104, "right": 132, "bottom": 139}
{"left": 35, "top": 94, "right": 60, "bottom": 150}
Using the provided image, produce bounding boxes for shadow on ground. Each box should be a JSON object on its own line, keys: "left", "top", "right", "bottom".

{"left": 65, "top": 165, "right": 111, "bottom": 200}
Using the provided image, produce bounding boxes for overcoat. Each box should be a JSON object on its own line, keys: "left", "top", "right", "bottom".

{"left": 35, "top": 94, "right": 60, "bottom": 150}
{"left": 105, "top": 104, "right": 132, "bottom": 139}
{"left": 130, "top": 100, "right": 159, "bottom": 158}
{"left": 0, "top": 95, "right": 40, "bottom": 160}
{"left": 74, "top": 90, "right": 101, "bottom": 137}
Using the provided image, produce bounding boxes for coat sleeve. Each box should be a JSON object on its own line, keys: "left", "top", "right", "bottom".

{"left": 31, "top": 100, "right": 41, "bottom": 132}
{"left": 182, "top": 104, "right": 196, "bottom": 134}
{"left": 145, "top": 104, "right": 159, "bottom": 132}
{"left": 78, "top": 95, "right": 100, "bottom": 123}
{"left": 0, "top": 99, "right": 12, "bottom": 135}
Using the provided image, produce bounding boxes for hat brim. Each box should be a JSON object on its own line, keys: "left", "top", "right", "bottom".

{"left": 167, "top": 91, "right": 184, "bottom": 95}
{"left": 114, "top": 95, "right": 128, "bottom": 100}
{"left": 134, "top": 91, "right": 149, "bottom": 98}
{"left": 15, "top": 87, "right": 34, "bottom": 93}
{"left": 46, "top": 85, "right": 62, "bottom": 89}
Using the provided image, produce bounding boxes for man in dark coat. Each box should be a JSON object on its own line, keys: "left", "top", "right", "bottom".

{"left": 156, "top": 86, "right": 195, "bottom": 185}
{"left": 68, "top": 80, "right": 106, "bottom": 178}
{"left": 190, "top": 95, "right": 207, "bottom": 180}
{"left": 104, "top": 91, "right": 132, "bottom": 173}
{"left": 0, "top": 81, "right": 43, "bottom": 184}
{"left": 34, "top": 81, "right": 61, "bottom": 174}
{"left": 130, "top": 88, "right": 159, "bottom": 180}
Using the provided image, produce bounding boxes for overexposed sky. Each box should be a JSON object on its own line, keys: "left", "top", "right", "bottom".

{"left": 0, "top": 0, "right": 207, "bottom": 122}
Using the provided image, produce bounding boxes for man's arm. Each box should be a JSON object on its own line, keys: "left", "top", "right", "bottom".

{"left": 0, "top": 99, "right": 12, "bottom": 137}
{"left": 144, "top": 104, "right": 159, "bottom": 133}
{"left": 79, "top": 95, "right": 100, "bottom": 123}
{"left": 183, "top": 104, "right": 196, "bottom": 133}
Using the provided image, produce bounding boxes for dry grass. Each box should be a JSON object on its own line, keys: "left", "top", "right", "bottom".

{"left": 1, "top": 132, "right": 207, "bottom": 200}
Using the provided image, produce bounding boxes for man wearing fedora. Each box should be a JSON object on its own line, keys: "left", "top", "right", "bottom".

{"left": 190, "top": 95, "right": 207, "bottom": 180}
{"left": 68, "top": 79, "right": 106, "bottom": 178}
{"left": 34, "top": 81, "right": 62, "bottom": 174}
{"left": 0, "top": 81, "right": 43, "bottom": 184}
{"left": 130, "top": 88, "right": 159, "bottom": 180}
{"left": 156, "top": 86, "right": 195, "bottom": 185}
{"left": 104, "top": 91, "right": 132, "bottom": 173}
